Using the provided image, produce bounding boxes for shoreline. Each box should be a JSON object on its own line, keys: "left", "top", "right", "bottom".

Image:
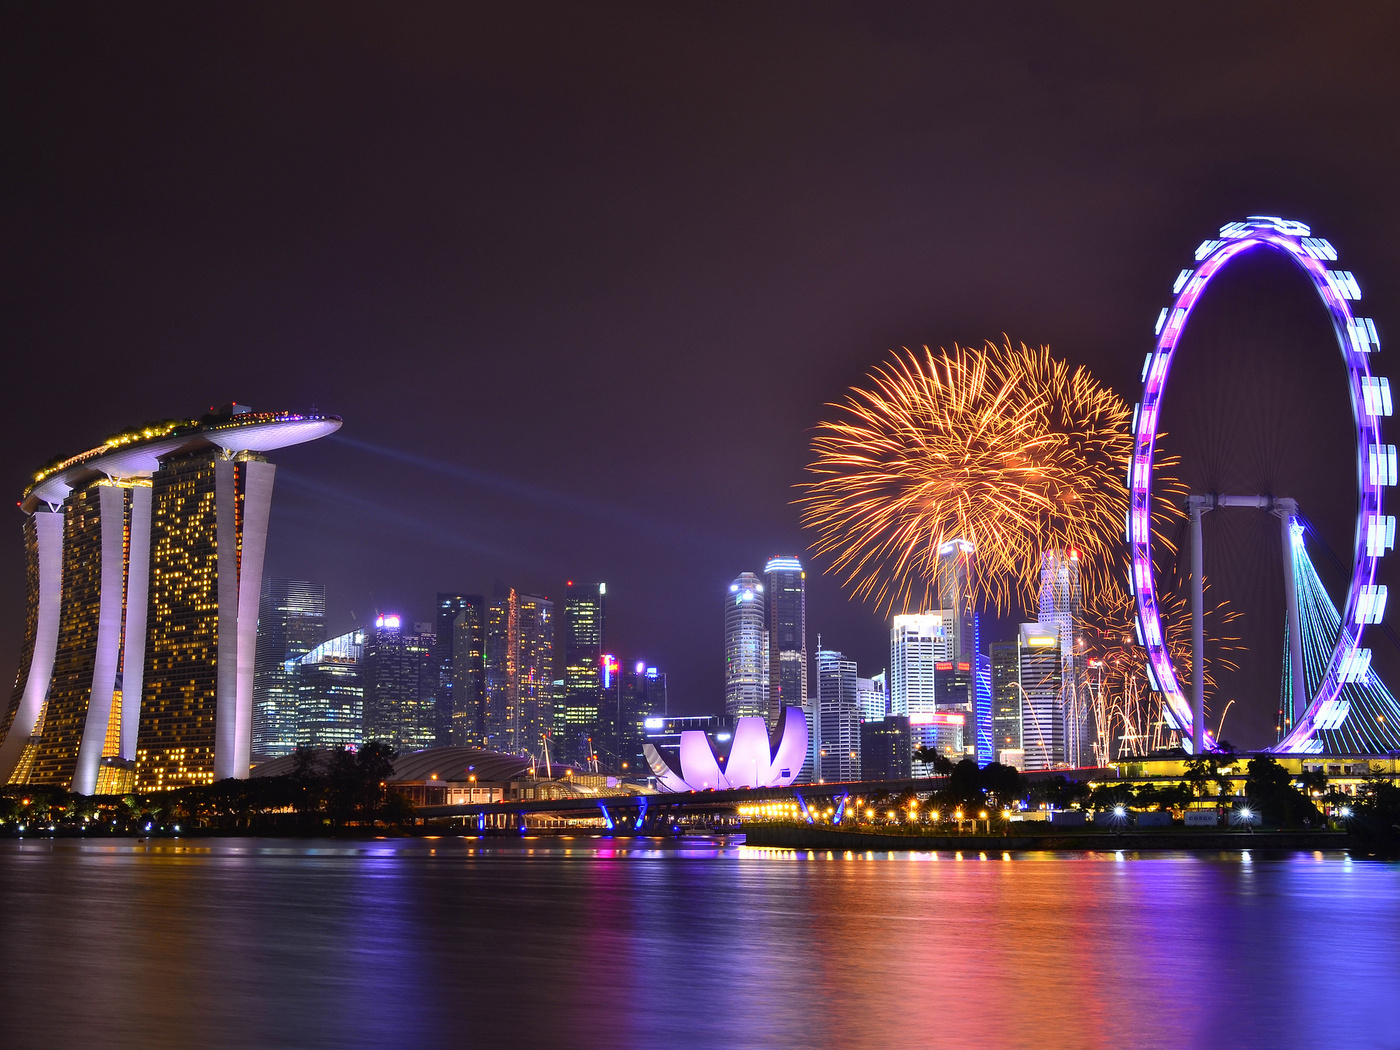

{"left": 741, "top": 824, "right": 1352, "bottom": 852}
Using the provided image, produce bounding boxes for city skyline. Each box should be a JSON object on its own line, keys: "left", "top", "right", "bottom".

{"left": 4, "top": 7, "right": 1400, "bottom": 751}
{"left": 2, "top": 10, "right": 1397, "bottom": 1050}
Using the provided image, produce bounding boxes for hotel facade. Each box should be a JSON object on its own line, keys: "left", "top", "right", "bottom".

{"left": 0, "top": 407, "right": 340, "bottom": 793}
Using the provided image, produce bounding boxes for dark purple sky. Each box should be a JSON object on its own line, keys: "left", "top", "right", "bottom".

{"left": 4, "top": 3, "right": 1400, "bottom": 747}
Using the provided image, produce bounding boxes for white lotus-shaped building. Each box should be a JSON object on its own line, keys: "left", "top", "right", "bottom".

{"left": 643, "top": 706, "right": 808, "bottom": 792}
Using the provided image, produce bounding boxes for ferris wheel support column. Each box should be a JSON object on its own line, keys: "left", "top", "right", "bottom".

{"left": 1187, "top": 495, "right": 1212, "bottom": 753}
{"left": 1272, "top": 499, "right": 1306, "bottom": 731}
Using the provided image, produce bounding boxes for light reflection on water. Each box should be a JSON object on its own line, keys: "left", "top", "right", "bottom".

{"left": 0, "top": 836, "right": 1396, "bottom": 1050}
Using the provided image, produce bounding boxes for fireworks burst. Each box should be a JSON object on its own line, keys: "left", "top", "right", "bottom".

{"left": 799, "top": 338, "right": 1181, "bottom": 616}
{"left": 1081, "top": 583, "right": 1243, "bottom": 758}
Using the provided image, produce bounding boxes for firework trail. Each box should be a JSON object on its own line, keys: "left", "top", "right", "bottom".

{"left": 1081, "top": 585, "right": 1242, "bottom": 759}
{"left": 799, "top": 337, "right": 1183, "bottom": 617}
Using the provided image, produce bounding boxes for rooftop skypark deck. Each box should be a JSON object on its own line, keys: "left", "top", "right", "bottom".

{"left": 22, "top": 408, "right": 342, "bottom": 512}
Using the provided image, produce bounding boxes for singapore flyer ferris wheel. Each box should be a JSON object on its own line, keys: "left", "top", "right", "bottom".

{"left": 1130, "top": 215, "right": 1392, "bottom": 755}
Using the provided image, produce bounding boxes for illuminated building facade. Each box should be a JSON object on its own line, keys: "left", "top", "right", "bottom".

{"left": 935, "top": 539, "right": 977, "bottom": 664}
{"left": 363, "top": 615, "right": 436, "bottom": 752}
{"left": 989, "top": 640, "right": 1022, "bottom": 762}
{"left": 435, "top": 594, "right": 483, "bottom": 747}
{"left": 815, "top": 647, "right": 860, "bottom": 782}
{"left": 252, "top": 578, "right": 326, "bottom": 760}
{"left": 911, "top": 710, "right": 966, "bottom": 772}
{"left": 1018, "top": 622, "right": 1065, "bottom": 771}
{"left": 764, "top": 557, "right": 807, "bottom": 728}
{"left": 860, "top": 715, "right": 911, "bottom": 780}
{"left": 560, "top": 582, "right": 605, "bottom": 763}
{"left": 617, "top": 662, "right": 665, "bottom": 773}
{"left": 0, "top": 408, "right": 340, "bottom": 793}
{"left": 482, "top": 583, "right": 553, "bottom": 757}
{"left": 1039, "top": 548, "right": 1088, "bottom": 766}
{"left": 889, "top": 612, "right": 954, "bottom": 718}
{"left": 483, "top": 583, "right": 517, "bottom": 754}
{"left": 516, "top": 594, "right": 554, "bottom": 759}
{"left": 291, "top": 628, "right": 364, "bottom": 750}
{"left": 724, "top": 572, "right": 767, "bottom": 720}
{"left": 856, "top": 671, "right": 887, "bottom": 723}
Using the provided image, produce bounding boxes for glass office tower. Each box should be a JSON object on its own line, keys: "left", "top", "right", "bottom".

{"left": 560, "top": 582, "right": 605, "bottom": 764}
{"left": 815, "top": 647, "right": 860, "bottom": 782}
{"left": 435, "top": 594, "right": 484, "bottom": 747}
{"left": 292, "top": 628, "right": 364, "bottom": 749}
{"left": 252, "top": 578, "right": 326, "bottom": 760}
{"left": 724, "top": 572, "right": 767, "bottom": 720}
{"left": 764, "top": 557, "right": 807, "bottom": 728}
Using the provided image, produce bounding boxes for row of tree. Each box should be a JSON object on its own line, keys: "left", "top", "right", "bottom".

{"left": 911, "top": 752, "right": 1351, "bottom": 829}
{"left": 0, "top": 743, "right": 414, "bottom": 833}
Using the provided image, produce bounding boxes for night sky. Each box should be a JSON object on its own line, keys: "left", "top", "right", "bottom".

{"left": 4, "top": 4, "right": 1400, "bottom": 748}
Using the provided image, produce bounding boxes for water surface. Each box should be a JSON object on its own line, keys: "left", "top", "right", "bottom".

{"left": 0, "top": 836, "right": 1395, "bottom": 1049}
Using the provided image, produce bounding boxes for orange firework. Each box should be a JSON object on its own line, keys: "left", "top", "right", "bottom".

{"left": 799, "top": 338, "right": 1182, "bottom": 616}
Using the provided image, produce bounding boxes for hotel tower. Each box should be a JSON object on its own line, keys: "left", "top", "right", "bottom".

{"left": 0, "top": 406, "right": 340, "bottom": 793}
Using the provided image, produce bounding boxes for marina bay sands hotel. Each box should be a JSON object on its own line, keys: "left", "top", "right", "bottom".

{"left": 0, "top": 406, "right": 340, "bottom": 794}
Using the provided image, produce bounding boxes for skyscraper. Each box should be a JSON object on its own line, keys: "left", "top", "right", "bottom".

{"left": 764, "top": 557, "right": 806, "bottom": 728}
{"left": 974, "top": 651, "right": 993, "bottom": 767}
{"left": 482, "top": 584, "right": 553, "bottom": 756}
{"left": 560, "top": 582, "right": 605, "bottom": 764}
{"left": 1038, "top": 549, "right": 1088, "bottom": 766}
{"left": 815, "top": 647, "right": 860, "bottom": 782}
{"left": 0, "top": 408, "right": 341, "bottom": 794}
{"left": 483, "top": 583, "right": 517, "bottom": 753}
{"left": 363, "top": 614, "right": 436, "bottom": 752}
{"left": 292, "top": 628, "right": 364, "bottom": 750}
{"left": 989, "top": 640, "right": 1023, "bottom": 765}
{"left": 450, "top": 601, "right": 486, "bottom": 746}
{"left": 252, "top": 578, "right": 326, "bottom": 760}
{"left": 856, "top": 671, "right": 887, "bottom": 722}
{"left": 860, "top": 715, "right": 911, "bottom": 780}
{"left": 516, "top": 594, "right": 554, "bottom": 758}
{"left": 935, "top": 539, "right": 977, "bottom": 664}
{"left": 891, "top": 612, "right": 961, "bottom": 775}
{"left": 889, "top": 613, "right": 954, "bottom": 718}
{"left": 435, "top": 594, "right": 483, "bottom": 747}
{"left": 1018, "top": 622, "right": 1064, "bottom": 771}
{"left": 617, "top": 662, "right": 665, "bottom": 774}
{"left": 724, "top": 572, "right": 767, "bottom": 720}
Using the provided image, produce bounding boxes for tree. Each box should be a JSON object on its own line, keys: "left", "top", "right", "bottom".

{"left": 943, "top": 759, "right": 986, "bottom": 809}
{"left": 913, "top": 746, "right": 955, "bottom": 775}
{"left": 1029, "top": 774, "right": 1089, "bottom": 809}
{"left": 1089, "top": 782, "right": 1135, "bottom": 811}
{"left": 1183, "top": 756, "right": 1214, "bottom": 800}
{"left": 1244, "top": 756, "right": 1320, "bottom": 828}
{"left": 1351, "top": 774, "right": 1400, "bottom": 855}
{"left": 979, "top": 762, "right": 1025, "bottom": 808}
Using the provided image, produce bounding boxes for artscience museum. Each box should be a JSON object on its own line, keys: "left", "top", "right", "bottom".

{"left": 643, "top": 706, "right": 808, "bottom": 791}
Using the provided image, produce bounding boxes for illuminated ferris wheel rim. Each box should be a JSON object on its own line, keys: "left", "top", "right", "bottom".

{"left": 1129, "top": 215, "right": 1390, "bottom": 753}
